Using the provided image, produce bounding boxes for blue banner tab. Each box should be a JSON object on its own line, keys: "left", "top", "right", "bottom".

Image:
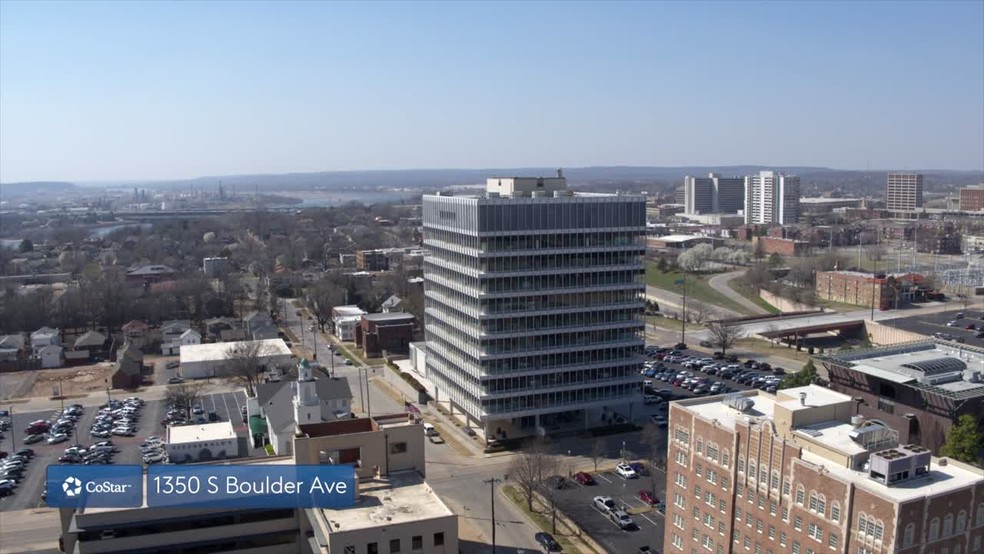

{"left": 46, "top": 465, "right": 144, "bottom": 508}
{"left": 146, "top": 465, "right": 357, "bottom": 509}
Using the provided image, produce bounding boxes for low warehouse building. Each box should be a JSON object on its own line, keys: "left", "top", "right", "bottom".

{"left": 178, "top": 339, "right": 293, "bottom": 379}
{"left": 165, "top": 421, "right": 240, "bottom": 462}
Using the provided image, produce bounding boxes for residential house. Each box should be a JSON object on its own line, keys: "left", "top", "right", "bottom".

{"left": 204, "top": 317, "right": 245, "bottom": 342}
{"left": 30, "top": 326, "right": 60, "bottom": 354}
{"left": 37, "top": 344, "right": 63, "bottom": 369}
{"left": 162, "top": 329, "right": 202, "bottom": 356}
{"left": 331, "top": 305, "right": 366, "bottom": 341}
{"left": 355, "top": 313, "right": 416, "bottom": 358}
{"left": 125, "top": 264, "right": 176, "bottom": 285}
{"left": 73, "top": 330, "right": 107, "bottom": 357}
{"left": 121, "top": 320, "right": 150, "bottom": 349}
{"left": 160, "top": 320, "right": 192, "bottom": 353}
{"left": 381, "top": 294, "right": 403, "bottom": 313}
{"left": 243, "top": 311, "right": 279, "bottom": 341}
{"left": 0, "top": 334, "right": 24, "bottom": 361}
{"left": 112, "top": 344, "right": 144, "bottom": 389}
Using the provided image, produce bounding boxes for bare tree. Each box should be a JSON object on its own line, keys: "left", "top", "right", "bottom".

{"left": 687, "top": 301, "right": 714, "bottom": 325}
{"left": 224, "top": 340, "right": 274, "bottom": 397}
{"left": 641, "top": 423, "right": 667, "bottom": 497}
{"left": 307, "top": 279, "right": 345, "bottom": 332}
{"left": 165, "top": 381, "right": 210, "bottom": 421}
{"left": 706, "top": 320, "right": 746, "bottom": 356}
{"left": 539, "top": 455, "right": 563, "bottom": 534}
{"left": 509, "top": 438, "right": 549, "bottom": 512}
{"left": 764, "top": 323, "right": 780, "bottom": 347}
{"left": 591, "top": 438, "right": 607, "bottom": 472}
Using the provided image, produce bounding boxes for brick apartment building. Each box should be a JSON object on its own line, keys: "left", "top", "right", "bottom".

{"left": 356, "top": 249, "right": 390, "bottom": 272}
{"left": 959, "top": 186, "right": 984, "bottom": 212}
{"left": 814, "top": 271, "right": 925, "bottom": 310}
{"left": 355, "top": 312, "right": 415, "bottom": 358}
{"left": 754, "top": 236, "right": 810, "bottom": 257}
{"left": 663, "top": 386, "right": 984, "bottom": 554}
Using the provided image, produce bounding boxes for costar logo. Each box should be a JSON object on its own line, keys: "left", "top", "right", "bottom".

{"left": 63, "top": 476, "right": 83, "bottom": 497}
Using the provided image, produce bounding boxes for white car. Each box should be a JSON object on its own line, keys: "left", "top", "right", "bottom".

{"left": 615, "top": 463, "right": 638, "bottom": 479}
{"left": 47, "top": 433, "right": 68, "bottom": 444}
{"left": 593, "top": 496, "right": 616, "bottom": 513}
{"left": 610, "top": 510, "right": 634, "bottom": 529}
{"left": 143, "top": 452, "right": 166, "bottom": 464}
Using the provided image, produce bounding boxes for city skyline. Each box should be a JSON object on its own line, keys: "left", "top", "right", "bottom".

{"left": 1, "top": 1, "right": 982, "bottom": 183}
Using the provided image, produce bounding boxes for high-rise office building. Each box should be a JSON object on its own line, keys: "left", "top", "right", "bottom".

{"left": 959, "top": 185, "right": 984, "bottom": 212}
{"left": 684, "top": 173, "right": 745, "bottom": 215}
{"left": 886, "top": 173, "right": 924, "bottom": 211}
{"left": 663, "top": 386, "right": 984, "bottom": 554}
{"left": 744, "top": 170, "right": 800, "bottom": 224}
{"left": 422, "top": 174, "right": 646, "bottom": 437}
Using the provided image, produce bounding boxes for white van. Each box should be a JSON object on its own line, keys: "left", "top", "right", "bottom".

{"left": 422, "top": 423, "right": 437, "bottom": 436}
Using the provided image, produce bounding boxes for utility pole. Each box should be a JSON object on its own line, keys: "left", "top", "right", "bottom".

{"left": 9, "top": 406, "right": 14, "bottom": 452}
{"left": 680, "top": 269, "right": 687, "bottom": 346}
{"left": 483, "top": 477, "right": 501, "bottom": 553}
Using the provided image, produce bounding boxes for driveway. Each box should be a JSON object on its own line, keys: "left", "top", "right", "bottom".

{"left": 708, "top": 270, "right": 768, "bottom": 315}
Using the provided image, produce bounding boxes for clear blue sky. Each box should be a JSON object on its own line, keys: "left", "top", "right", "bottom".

{"left": 1, "top": 1, "right": 982, "bottom": 182}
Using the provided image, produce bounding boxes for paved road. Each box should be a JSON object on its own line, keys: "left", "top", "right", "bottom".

{"left": 646, "top": 285, "right": 739, "bottom": 319}
{"left": 708, "top": 270, "right": 768, "bottom": 315}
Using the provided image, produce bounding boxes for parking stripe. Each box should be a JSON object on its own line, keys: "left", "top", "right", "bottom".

{"left": 596, "top": 473, "right": 613, "bottom": 484}
{"left": 221, "top": 393, "right": 231, "bottom": 421}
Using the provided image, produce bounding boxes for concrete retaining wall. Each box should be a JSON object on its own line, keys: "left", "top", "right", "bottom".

{"left": 863, "top": 320, "right": 929, "bottom": 346}
{"left": 759, "top": 289, "right": 818, "bottom": 313}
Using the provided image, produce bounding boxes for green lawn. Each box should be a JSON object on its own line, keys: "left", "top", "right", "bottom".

{"left": 646, "top": 264, "right": 754, "bottom": 315}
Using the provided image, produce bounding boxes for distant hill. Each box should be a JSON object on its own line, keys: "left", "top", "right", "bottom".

{"left": 2, "top": 167, "right": 981, "bottom": 197}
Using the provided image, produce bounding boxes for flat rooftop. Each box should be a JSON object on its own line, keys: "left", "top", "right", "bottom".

{"left": 825, "top": 340, "right": 984, "bottom": 397}
{"left": 179, "top": 338, "right": 291, "bottom": 363}
{"left": 167, "top": 421, "right": 236, "bottom": 444}
{"left": 320, "top": 471, "right": 453, "bottom": 533}
{"left": 677, "top": 386, "right": 983, "bottom": 499}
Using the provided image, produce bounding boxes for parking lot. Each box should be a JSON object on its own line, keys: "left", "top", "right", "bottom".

{"left": 546, "top": 344, "right": 772, "bottom": 553}
{"left": 890, "top": 308, "right": 984, "bottom": 348}
{"left": 0, "top": 389, "right": 250, "bottom": 512}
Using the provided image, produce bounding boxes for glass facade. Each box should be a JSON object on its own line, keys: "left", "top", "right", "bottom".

{"left": 422, "top": 192, "right": 647, "bottom": 426}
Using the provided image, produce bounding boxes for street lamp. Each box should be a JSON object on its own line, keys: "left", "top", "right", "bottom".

{"left": 483, "top": 477, "right": 502, "bottom": 553}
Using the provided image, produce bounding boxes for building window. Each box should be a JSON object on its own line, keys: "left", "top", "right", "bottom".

{"left": 756, "top": 519, "right": 763, "bottom": 533}
{"left": 721, "top": 475, "right": 730, "bottom": 490}
{"left": 956, "top": 510, "right": 967, "bottom": 533}
{"left": 695, "top": 485, "right": 703, "bottom": 500}
{"left": 676, "top": 428, "right": 691, "bottom": 445}
{"left": 434, "top": 532, "right": 445, "bottom": 546}
{"left": 694, "top": 506, "right": 701, "bottom": 520}
{"left": 368, "top": 543, "right": 378, "bottom": 554}
{"left": 722, "top": 450, "right": 730, "bottom": 467}
{"left": 390, "top": 442, "right": 408, "bottom": 454}
{"left": 673, "top": 534, "right": 684, "bottom": 549}
{"left": 782, "top": 479, "right": 791, "bottom": 496}
{"left": 780, "top": 531, "right": 787, "bottom": 546}
{"left": 412, "top": 536, "right": 423, "bottom": 550}
{"left": 859, "top": 513, "right": 869, "bottom": 537}
{"left": 743, "top": 537, "right": 751, "bottom": 550}
{"left": 737, "top": 484, "right": 744, "bottom": 497}
{"left": 676, "top": 474, "right": 689, "bottom": 488}
{"left": 794, "top": 516, "right": 803, "bottom": 531}
{"left": 978, "top": 503, "right": 984, "bottom": 526}
{"left": 770, "top": 471, "right": 779, "bottom": 490}
{"left": 809, "top": 492, "right": 818, "bottom": 512}
{"left": 903, "top": 523, "right": 914, "bottom": 547}
{"left": 791, "top": 542, "right": 801, "bottom": 554}
{"left": 697, "top": 438, "right": 704, "bottom": 454}
{"left": 697, "top": 463, "right": 703, "bottom": 477}
{"left": 719, "top": 521, "right": 726, "bottom": 535}
{"left": 720, "top": 500, "right": 727, "bottom": 513}
{"left": 707, "top": 444, "right": 719, "bottom": 462}
{"left": 737, "top": 456, "right": 745, "bottom": 473}
{"left": 781, "top": 507, "right": 789, "bottom": 522}
{"left": 817, "top": 495, "right": 825, "bottom": 516}
{"left": 830, "top": 502, "right": 840, "bottom": 522}
{"left": 795, "top": 486, "right": 805, "bottom": 505}
{"left": 769, "top": 500, "right": 777, "bottom": 515}
{"left": 943, "top": 514, "right": 953, "bottom": 536}
{"left": 828, "top": 534, "right": 838, "bottom": 549}
{"left": 768, "top": 525, "right": 776, "bottom": 540}
{"left": 808, "top": 523, "right": 822, "bottom": 541}
{"left": 344, "top": 547, "right": 355, "bottom": 554}
{"left": 674, "top": 514, "right": 686, "bottom": 529}
{"left": 676, "top": 450, "right": 689, "bottom": 467}
{"left": 390, "top": 539, "right": 401, "bottom": 553}
{"left": 708, "top": 470, "right": 718, "bottom": 485}
{"left": 675, "top": 492, "right": 686, "bottom": 509}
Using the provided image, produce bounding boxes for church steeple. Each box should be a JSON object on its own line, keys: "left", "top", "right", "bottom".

{"left": 294, "top": 358, "right": 320, "bottom": 423}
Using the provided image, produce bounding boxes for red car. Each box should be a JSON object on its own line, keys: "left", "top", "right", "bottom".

{"left": 638, "top": 490, "right": 660, "bottom": 506}
{"left": 965, "top": 323, "right": 976, "bottom": 330}
{"left": 573, "top": 472, "right": 595, "bottom": 485}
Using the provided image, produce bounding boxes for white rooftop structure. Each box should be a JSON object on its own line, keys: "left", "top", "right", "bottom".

{"left": 167, "top": 421, "right": 237, "bottom": 444}
{"left": 317, "top": 471, "right": 454, "bottom": 533}
{"left": 179, "top": 338, "right": 291, "bottom": 364}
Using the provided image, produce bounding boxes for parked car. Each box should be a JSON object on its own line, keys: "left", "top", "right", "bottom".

{"left": 610, "top": 510, "right": 634, "bottom": 529}
{"left": 47, "top": 433, "right": 69, "bottom": 444}
{"left": 535, "top": 532, "right": 561, "bottom": 552}
{"left": 573, "top": 471, "right": 595, "bottom": 485}
{"left": 628, "top": 462, "right": 649, "bottom": 476}
{"left": 167, "top": 377, "right": 184, "bottom": 384}
{"left": 649, "top": 415, "right": 668, "bottom": 428}
{"left": 615, "top": 463, "right": 638, "bottom": 479}
{"left": 638, "top": 489, "right": 660, "bottom": 506}
{"left": 593, "top": 496, "right": 616, "bottom": 513}
{"left": 543, "top": 475, "right": 569, "bottom": 490}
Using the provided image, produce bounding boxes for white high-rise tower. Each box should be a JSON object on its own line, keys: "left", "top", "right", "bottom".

{"left": 744, "top": 170, "right": 800, "bottom": 224}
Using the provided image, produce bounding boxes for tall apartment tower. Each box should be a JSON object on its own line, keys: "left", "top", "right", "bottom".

{"left": 744, "top": 170, "right": 800, "bottom": 224}
{"left": 684, "top": 173, "right": 745, "bottom": 215}
{"left": 886, "top": 172, "right": 924, "bottom": 211}
{"left": 422, "top": 174, "right": 646, "bottom": 437}
{"left": 663, "top": 386, "right": 984, "bottom": 554}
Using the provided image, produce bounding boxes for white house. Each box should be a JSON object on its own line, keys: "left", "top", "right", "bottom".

{"left": 31, "top": 327, "right": 60, "bottom": 353}
{"left": 38, "top": 344, "right": 63, "bottom": 368}
{"left": 162, "top": 329, "right": 202, "bottom": 356}
{"left": 160, "top": 320, "right": 192, "bottom": 346}
{"left": 165, "top": 421, "right": 239, "bottom": 463}
{"left": 331, "top": 305, "right": 366, "bottom": 341}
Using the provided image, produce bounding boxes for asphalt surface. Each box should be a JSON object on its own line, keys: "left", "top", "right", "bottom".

{"left": 0, "top": 389, "right": 251, "bottom": 512}
{"left": 888, "top": 308, "right": 984, "bottom": 348}
{"left": 548, "top": 346, "right": 772, "bottom": 554}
